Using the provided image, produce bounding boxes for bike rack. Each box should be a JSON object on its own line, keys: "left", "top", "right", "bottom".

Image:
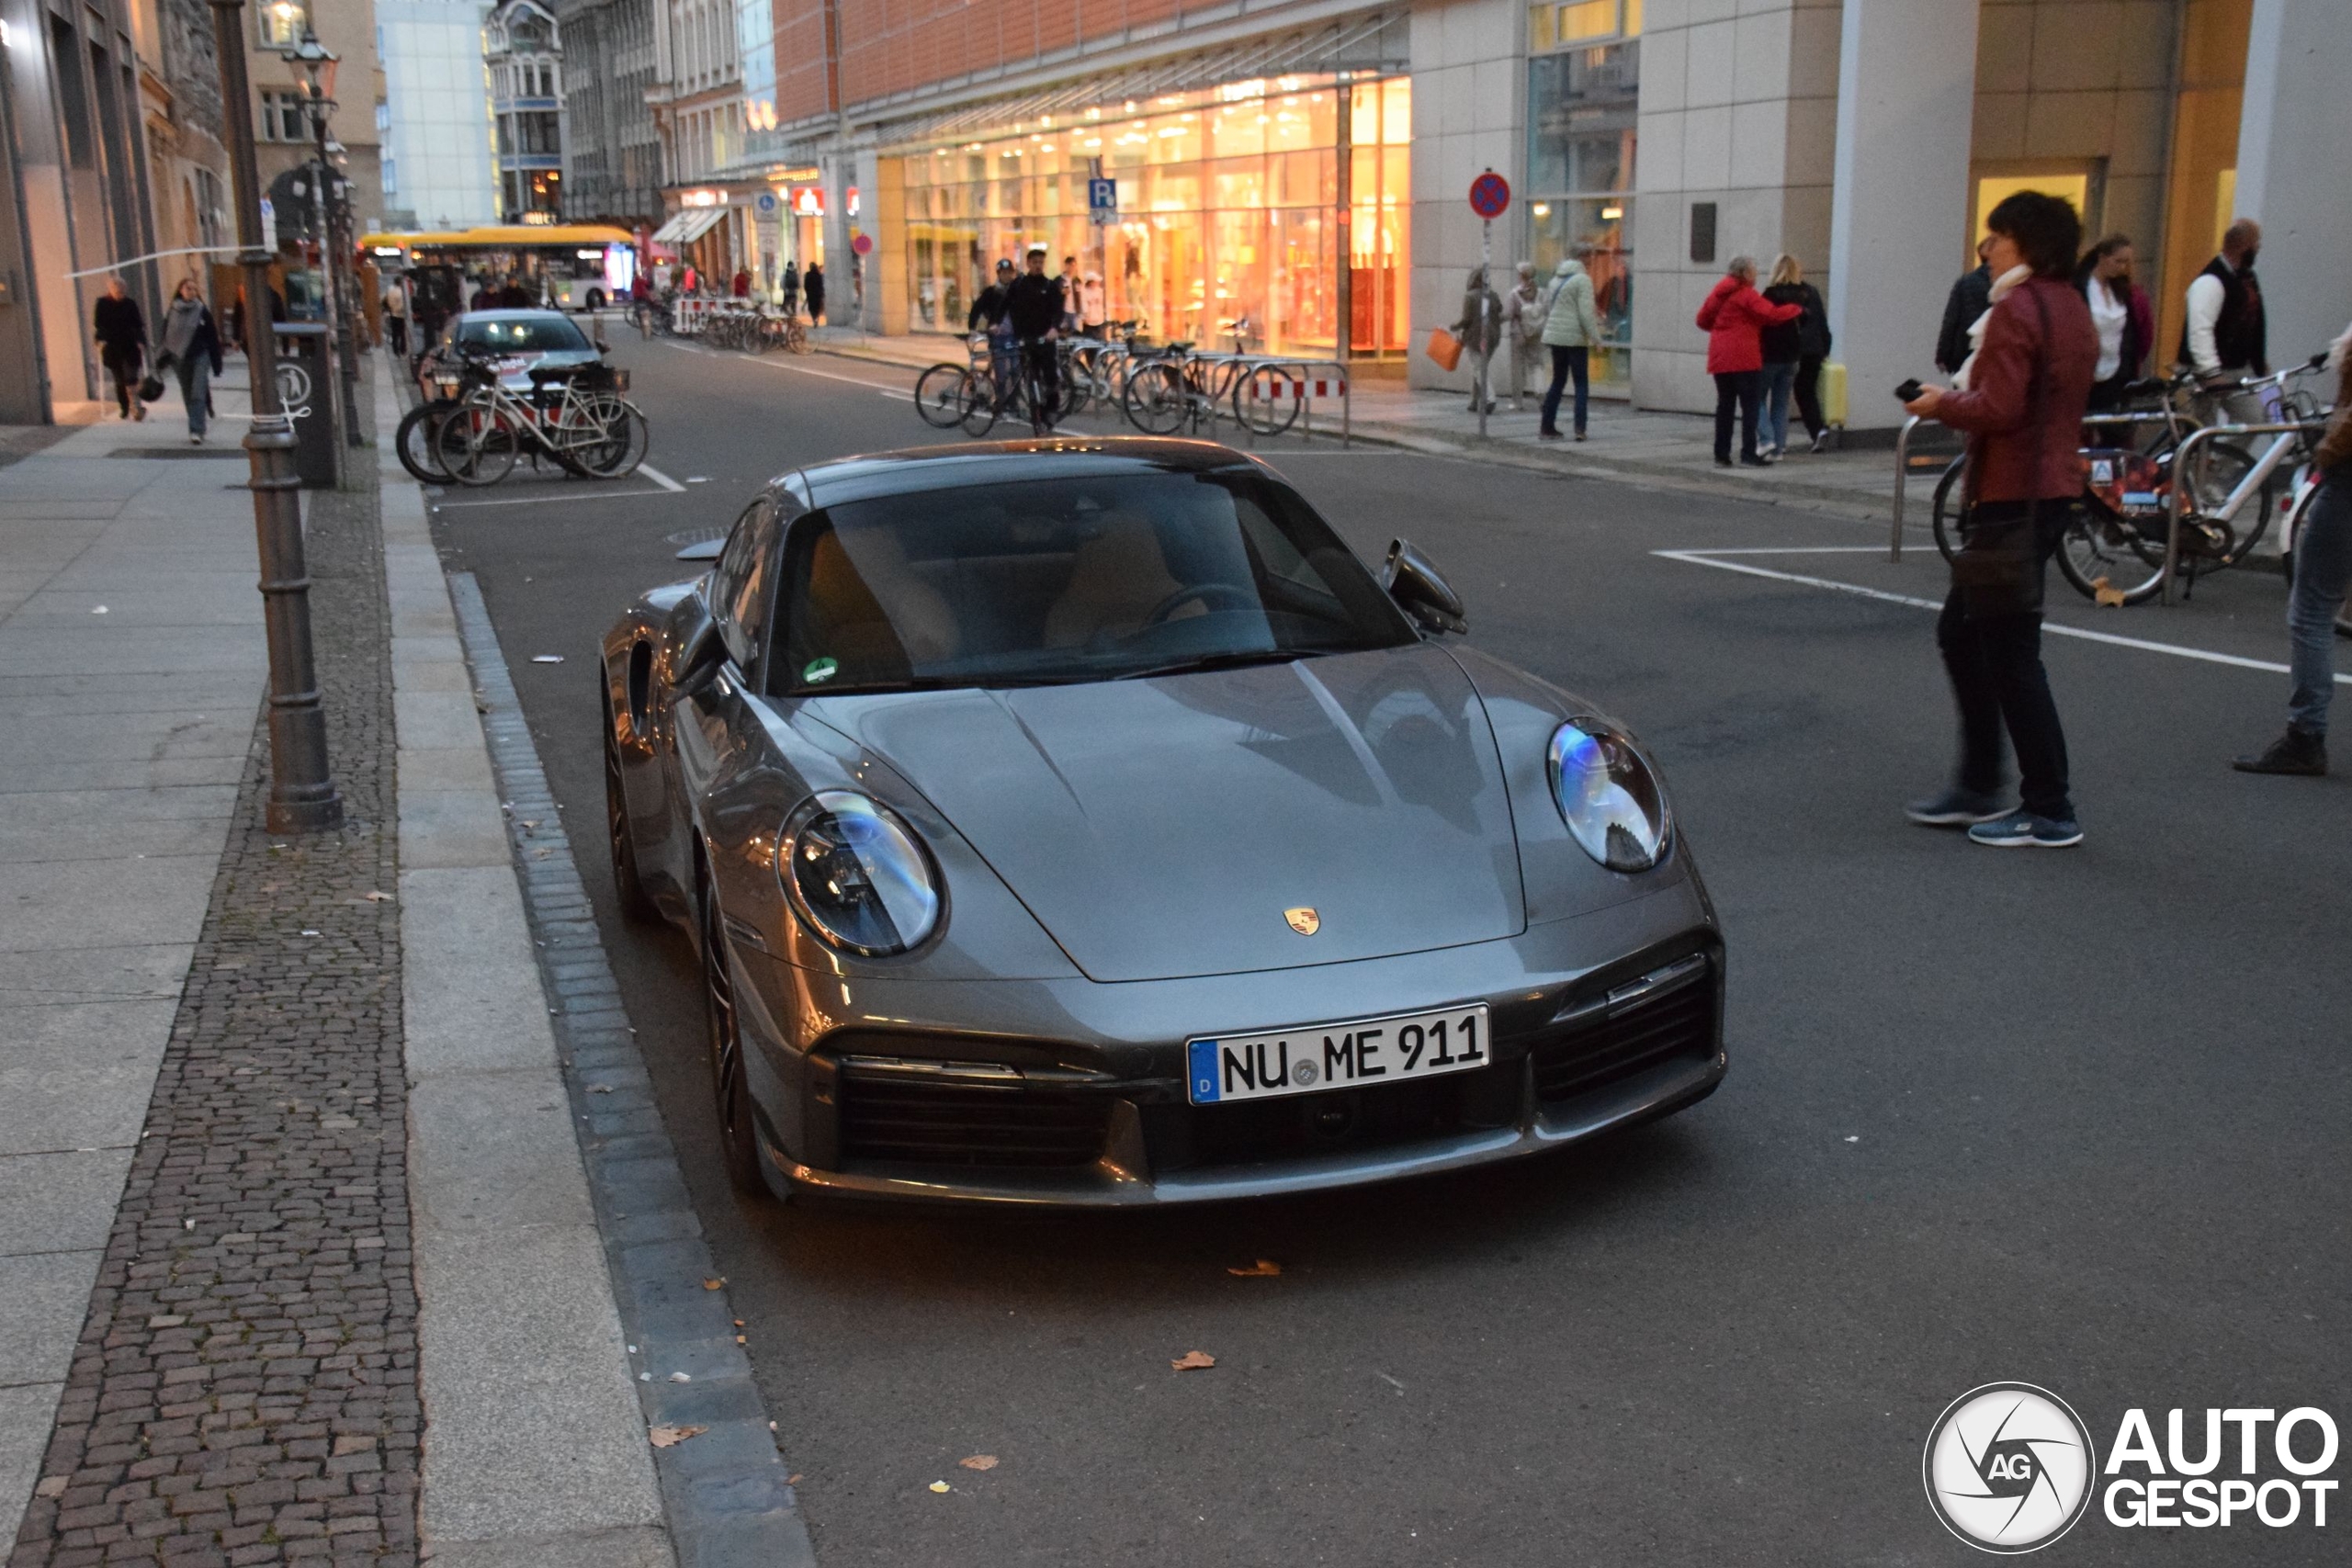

{"left": 1237, "top": 357, "right": 1351, "bottom": 447}
{"left": 2158, "top": 420, "right": 2325, "bottom": 605}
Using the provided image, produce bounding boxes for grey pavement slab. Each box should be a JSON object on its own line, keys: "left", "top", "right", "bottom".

{"left": 410, "top": 1074, "right": 597, "bottom": 1232}
{"left": 0, "top": 943, "right": 195, "bottom": 1008}
{"left": 427, "top": 1526, "right": 676, "bottom": 1568}
{"left": 0, "top": 998, "right": 179, "bottom": 1149}
{"left": 0, "top": 1250, "right": 101, "bottom": 1386}
{"left": 0, "top": 855, "right": 224, "bottom": 953}
{"left": 0, "top": 1382, "right": 63, "bottom": 1556}
{"left": 401, "top": 864, "right": 564, "bottom": 1077}
{"left": 0, "top": 1147, "right": 132, "bottom": 1256}
{"left": 0, "top": 754, "right": 250, "bottom": 795}
{"left": 0, "top": 813, "right": 234, "bottom": 863}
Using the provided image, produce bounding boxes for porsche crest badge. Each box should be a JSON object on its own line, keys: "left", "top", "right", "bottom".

{"left": 1283, "top": 907, "right": 1320, "bottom": 936}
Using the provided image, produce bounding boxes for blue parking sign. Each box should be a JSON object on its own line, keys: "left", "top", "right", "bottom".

{"left": 1088, "top": 178, "right": 1118, "bottom": 218}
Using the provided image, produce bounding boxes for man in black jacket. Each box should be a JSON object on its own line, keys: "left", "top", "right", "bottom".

{"left": 967, "top": 258, "right": 1017, "bottom": 400}
{"left": 1935, "top": 238, "right": 1995, "bottom": 376}
{"left": 1003, "top": 246, "right": 1066, "bottom": 431}
{"left": 92, "top": 277, "right": 149, "bottom": 420}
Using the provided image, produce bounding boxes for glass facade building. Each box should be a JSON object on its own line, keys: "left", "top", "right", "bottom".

{"left": 894, "top": 75, "right": 1411, "bottom": 356}
{"left": 1526, "top": 2, "right": 1638, "bottom": 384}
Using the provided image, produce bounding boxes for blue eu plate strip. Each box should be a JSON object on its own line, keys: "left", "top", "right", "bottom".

{"left": 1188, "top": 1040, "right": 1221, "bottom": 1103}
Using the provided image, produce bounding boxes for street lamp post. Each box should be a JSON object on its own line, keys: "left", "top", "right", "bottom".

{"left": 209, "top": 0, "right": 343, "bottom": 833}
{"left": 284, "top": 27, "right": 362, "bottom": 455}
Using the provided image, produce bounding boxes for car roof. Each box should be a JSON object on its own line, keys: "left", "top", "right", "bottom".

{"left": 457, "top": 310, "right": 571, "bottom": 324}
{"left": 791, "top": 438, "right": 1272, "bottom": 510}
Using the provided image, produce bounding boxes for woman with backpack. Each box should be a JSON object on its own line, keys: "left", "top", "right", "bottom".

{"left": 1759, "top": 255, "right": 1832, "bottom": 457}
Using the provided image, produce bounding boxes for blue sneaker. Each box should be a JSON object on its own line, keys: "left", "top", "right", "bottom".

{"left": 1966, "top": 811, "right": 2083, "bottom": 849}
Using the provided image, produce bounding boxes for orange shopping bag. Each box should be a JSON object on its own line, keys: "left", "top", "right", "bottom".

{"left": 1425, "top": 327, "right": 1464, "bottom": 373}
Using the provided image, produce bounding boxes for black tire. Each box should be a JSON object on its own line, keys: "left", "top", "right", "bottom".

{"left": 698, "top": 873, "right": 769, "bottom": 1197}
{"left": 571, "top": 399, "right": 650, "bottom": 479}
{"left": 914, "top": 363, "right": 970, "bottom": 428}
{"left": 958, "top": 374, "right": 1001, "bottom": 437}
{"left": 435, "top": 404, "right": 519, "bottom": 487}
{"left": 602, "top": 686, "right": 659, "bottom": 924}
{"left": 396, "top": 401, "right": 452, "bottom": 485}
{"left": 1123, "top": 361, "right": 1188, "bottom": 434}
{"left": 2052, "top": 507, "right": 2169, "bottom": 604}
{"left": 1233, "top": 367, "right": 1303, "bottom": 436}
{"left": 1928, "top": 454, "right": 1967, "bottom": 562}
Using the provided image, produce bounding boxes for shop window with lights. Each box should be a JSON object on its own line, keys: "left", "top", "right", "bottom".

{"left": 889, "top": 74, "right": 1408, "bottom": 357}
{"left": 1527, "top": 0, "right": 1638, "bottom": 384}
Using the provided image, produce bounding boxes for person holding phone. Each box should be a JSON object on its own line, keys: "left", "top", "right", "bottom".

{"left": 1900, "top": 191, "right": 2098, "bottom": 849}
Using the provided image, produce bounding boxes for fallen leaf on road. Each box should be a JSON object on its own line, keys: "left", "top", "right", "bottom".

{"left": 786, "top": 1473, "right": 801, "bottom": 1484}
{"left": 668, "top": 1371, "right": 692, "bottom": 1383}
{"left": 2091, "top": 577, "right": 2128, "bottom": 608}
{"left": 703, "top": 1277, "right": 726, "bottom": 1290}
{"left": 1227, "top": 1259, "right": 1282, "bottom": 1277}
{"left": 733, "top": 1319, "right": 745, "bottom": 1327}
{"left": 927, "top": 1481, "right": 952, "bottom": 1494}
{"left": 1170, "top": 1350, "right": 1216, "bottom": 1371}
{"left": 959, "top": 1455, "right": 999, "bottom": 1471}
{"left": 649, "top": 1425, "right": 707, "bottom": 1449}
{"left": 736, "top": 1335, "right": 747, "bottom": 1345}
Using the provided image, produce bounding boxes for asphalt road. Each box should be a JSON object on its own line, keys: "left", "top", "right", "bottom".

{"left": 425, "top": 329, "right": 2349, "bottom": 1566}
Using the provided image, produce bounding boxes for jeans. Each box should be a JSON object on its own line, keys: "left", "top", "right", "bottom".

{"left": 1937, "top": 513, "right": 2074, "bottom": 820}
{"left": 173, "top": 355, "right": 211, "bottom": 437}
{"left": 1713, "top": 370, "right": 1761, "bottom": 462}
{"left": 1541, "top": 345, "right": 1589, "bottom": 434}
{"left": 988, "top": 330, "right": 1016, "bottom": 400}
{"left": 2287, "top": 472, "right": 2352, "bottom": 737}
{"left": 1760, "top": 361, "right": 1797, "bottom": 452}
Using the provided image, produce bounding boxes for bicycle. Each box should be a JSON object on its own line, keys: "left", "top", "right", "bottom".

{"left": 434, "top": 345, "right": 650, "bottom": 486}
{"left": 956, "top": 335, "right": 1063, "bottom": 437}
{"left": 1930, "top": 359, "right": 2329, "bottom": 604}
{"left": 1122, "top": 341, "right": 1250, "bottom": 436}
{"left": 913, "top": 335, "right": 990, "bottom": 430}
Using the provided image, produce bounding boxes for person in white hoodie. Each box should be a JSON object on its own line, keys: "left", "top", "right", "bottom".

{"left": 1536, "top": 252, "right": 1600, "bottom": 440}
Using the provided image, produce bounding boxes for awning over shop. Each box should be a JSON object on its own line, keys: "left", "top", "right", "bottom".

{"left": 650, "top": 207, "right": 727, "bottom": 246}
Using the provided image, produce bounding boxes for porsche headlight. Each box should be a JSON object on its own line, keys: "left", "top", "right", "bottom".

{"left": 777, "top": 792, "right": 941, "bottom": 955}
{"left": 1547, "top": 720, "right": 1671, "bottom": 873}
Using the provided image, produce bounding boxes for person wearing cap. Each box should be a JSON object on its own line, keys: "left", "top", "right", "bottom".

{"left": 969, "top": 259, "right": 1018, "bottom": 401}
{"left": 1005, "top": 246, "right": 1067, "bottom": 430}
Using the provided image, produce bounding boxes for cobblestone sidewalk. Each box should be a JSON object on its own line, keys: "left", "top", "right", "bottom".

{"left": 7, "top": 414, "right": 422, "bottom": 1567}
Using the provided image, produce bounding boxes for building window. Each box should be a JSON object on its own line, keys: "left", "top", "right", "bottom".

{"left": 894, "top": 73, "right": 1410, "bottom": 356}
{"left": 1531, "top": 0, "right": 1638, "bottom": 51}
{"left": 1527, "top": 15, "right": 1638, "bottom": 384}
{"left": 260, "top": 89, "right": 311, "bottom": 142}
{"left": 257, "top": 1, "right": 307, "bottom": 50}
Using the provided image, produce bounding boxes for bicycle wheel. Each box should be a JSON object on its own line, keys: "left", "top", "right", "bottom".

{"left": 1058, "top": 358, "right": 1092, "bottom": 421}
{"left": 574, "top": 401, "right": 650, "bottom": 479}
{"left": 958, "top": 374, "right": 1001, "bottom": 438}
{"left": 2053, "top": 506, "right": 2169, "bottom": 604}
{"left": 1233, "top": 367, "right": 1302, "bottom": 437}
{"left": 914, "top": 364, "right": 972, "bottom": 428}
{"left": 785, "top": 320, "right": 809, "bottom": 354}
{"left": 1123, "top": 362, "right": 1188, "bottom": 435}
{"left": 1928, "top": 455, "right": 1967, "bottom": 562}
{"left": 435, "top": 404, "right": 519, "bottom": 487}
{"left": 396, "top": 401, "right": 453, "bottom": 485}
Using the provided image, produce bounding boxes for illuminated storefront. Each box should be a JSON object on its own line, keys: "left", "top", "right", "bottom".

{"left": 892, "top": 75, "right": 1411, "bottom": 356}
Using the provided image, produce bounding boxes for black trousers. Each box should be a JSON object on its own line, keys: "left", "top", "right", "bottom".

{"left": 1713, "top": 369, "right": 1761, "bottom": 461}
{"left": 1019, "top": 337, "right": 1059, "bottom": 425}
{"left": 102, "top": 348, "right": 141, "bottom": 416}
{"left": 386, "top": 316, "right": 408, "bottom": 356}
{"left": 1936, "top": 513, "right": 2074, "bottom": 820}
{"left": 1792, "top": 354, "right": 1826, "bottom": 438}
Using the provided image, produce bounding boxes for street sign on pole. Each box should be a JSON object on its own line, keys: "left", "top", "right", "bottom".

{"left": 1088, "top": 177, "right": 1118, "bottom": 226}
{"left": 1468, "top": 170, "right": 1511, "bottom": 220}
{"left": 1469, "top": 170, "right": 1509, "bottom": 438}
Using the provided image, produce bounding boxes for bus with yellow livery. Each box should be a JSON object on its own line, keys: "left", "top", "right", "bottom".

{"left": 362, "top": 224, "right": 638, "bottom": 315}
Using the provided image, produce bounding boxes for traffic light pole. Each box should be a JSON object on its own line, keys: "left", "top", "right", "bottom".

{"left": 210, "top": 0, "right": 344, "bottom": 833}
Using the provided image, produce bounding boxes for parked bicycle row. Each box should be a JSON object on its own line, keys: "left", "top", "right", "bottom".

{"left": 911, "top": 326, "right": 1346, "bottom": 442}
{"left": 396, "top": 337, "right": 650, "bottom": 488}
{"left": 631, "top": 295, "right": 811, "bottom": 355}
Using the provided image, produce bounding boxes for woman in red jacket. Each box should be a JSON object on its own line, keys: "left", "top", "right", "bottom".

{"left": 1695, "top": 256, "right": 1801, "bottom": 467}
{"left": 1902, "top": 191, "right": 2098, "bottom": 849}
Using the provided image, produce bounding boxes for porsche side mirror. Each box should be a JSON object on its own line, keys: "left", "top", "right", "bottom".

{"left": 674, "top": 537, "right": 723, "bottom": 563}
{"left": 670, "top": 605, "right": 726, "bottom": 697}
{"left": 1382, "top": 537, "right": 1467, "bottom": 635}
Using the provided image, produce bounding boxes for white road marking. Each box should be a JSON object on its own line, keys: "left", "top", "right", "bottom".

{"left": 434, "top": 485, "right": 680, "bottom": 509}
{"left": 637, "top": 463, "right": 685, "bottom": 491}
{"left": 1655, "top": 547, "right": 2351, "bottom": 684}
{"left": 741, "top": 355, "right": 912, "bottom": 400}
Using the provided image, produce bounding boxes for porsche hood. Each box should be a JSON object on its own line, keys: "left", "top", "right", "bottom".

{"left": 811, "top": 644, "right": 1527, "bottom": 982}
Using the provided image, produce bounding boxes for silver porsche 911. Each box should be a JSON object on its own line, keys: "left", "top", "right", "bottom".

{"left": 601, "top": 438, "right": 1723, "bottom": 1207}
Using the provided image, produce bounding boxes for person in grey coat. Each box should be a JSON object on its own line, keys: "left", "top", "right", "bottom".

{"left": 1452, "top": 265, "right": 1504, "bottom": 414}
{"left": 1501, "top": 262, "right": 1545, "bottom": 411}
{"left": 1537, "top": 253, "right": 1601, "bottom": 440}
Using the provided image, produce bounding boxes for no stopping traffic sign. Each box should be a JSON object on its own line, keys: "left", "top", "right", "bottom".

{"left": 1469, "top": 171, "right": 1510, "bottom": 220}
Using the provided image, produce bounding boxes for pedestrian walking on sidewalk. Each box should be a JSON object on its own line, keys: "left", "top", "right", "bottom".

{"left": 156, "top": 278, "right": 223, "bottom": 445}
{"left": 1502, "top": 262, "right": 1544, "bottom": 412}
{"left": 379, "top": 277, "right": 410, "bottom": 358}
{"left": 1453, "top": 265, "right": 1503, "bottom": 414}
{"left": 93, "top": 276, "right": 149, "bottom": 422}
{"left": 781, "top": 260, "right": 801, "bottom": 320}
{"left": 1937, "top": 237, "right": 1995, "bottom": 376}
{"left": 804, "top": 263, "right": 827, "bottom": 325}
{"left": 1759, "top": 255, "right": 1832, "bottom": 457}
{"left": 1536, "top": 253, "right": 1600, "bottom": 441}
{"left": 2180, "top": 218, "right": 2268, "bottom": 424}
{"left": 2233, "top": 320, "right": 2352, "bottom": 777}
{"left": 2074, "top": 233, "right": 2152, "bottom": 412}
{"left": 1901, "top": 190, "right": 2097, "bottom": 849}
{"left": 1696, "top": 256, "right": 1799, "bottom": 468}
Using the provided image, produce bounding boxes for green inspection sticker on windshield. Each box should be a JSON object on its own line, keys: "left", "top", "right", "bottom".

{"left": 802, "top": 656, "right": 839, "bottom": 685}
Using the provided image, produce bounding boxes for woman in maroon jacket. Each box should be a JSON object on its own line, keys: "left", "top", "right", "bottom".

{"left": 1902, "top": 191, "right": 2098, "bottom": 849}
{"left": 1695, "top": 256, "right": 1801, "bottom": 467}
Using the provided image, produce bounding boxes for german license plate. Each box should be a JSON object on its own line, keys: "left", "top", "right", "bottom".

{"left": 1186, "top": 1003, "right": 1489, "bottom": 1105}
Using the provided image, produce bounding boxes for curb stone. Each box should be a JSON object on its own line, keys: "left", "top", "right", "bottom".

{"left": 444, "top": 574, "right": 817, "bottom": 1568}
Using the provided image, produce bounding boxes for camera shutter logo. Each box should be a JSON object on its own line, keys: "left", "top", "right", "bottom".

{"left": 1923, "top": 1383, "right": 2098, "bottom": 1553}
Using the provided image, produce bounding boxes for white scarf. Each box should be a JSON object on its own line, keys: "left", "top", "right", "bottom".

{"left": 2328, "top": 320, "right": 2352, "bottom": 374}
{"left": 1951, "top": 265, "right": 2034, "bottom": 392}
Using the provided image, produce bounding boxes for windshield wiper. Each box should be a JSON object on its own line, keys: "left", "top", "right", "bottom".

{"left": 1109, "top": 649, "right": 1310, "bottom": 682}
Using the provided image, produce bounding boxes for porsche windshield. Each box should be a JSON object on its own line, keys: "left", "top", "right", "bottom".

{"left": 772, "top": 468, "right": 1418, "bottom": 694}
